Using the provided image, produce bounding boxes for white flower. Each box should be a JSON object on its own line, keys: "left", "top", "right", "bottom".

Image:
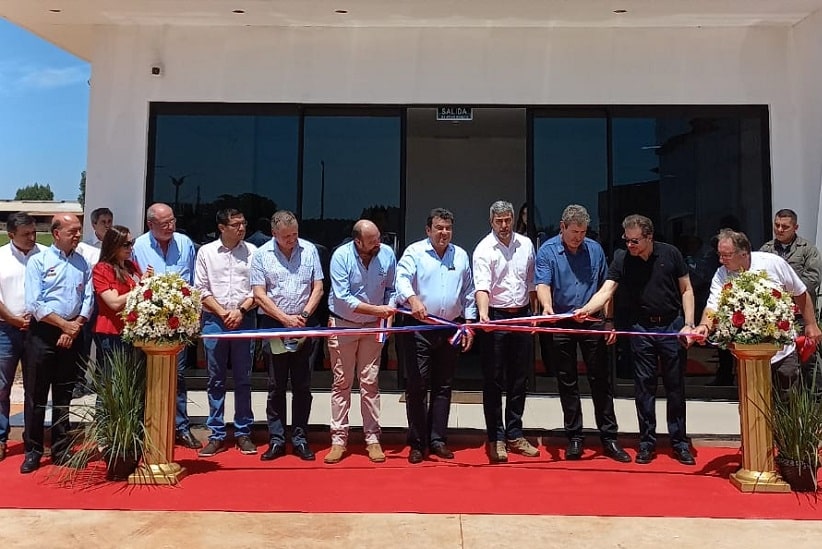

{"left": 121, "top": 273, "right": 202, "bottom": 345}
{"left": 710, "top": 270, "right": 796, "bottom": 348}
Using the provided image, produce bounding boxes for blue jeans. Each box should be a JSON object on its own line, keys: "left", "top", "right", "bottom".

{"left": 176, "top": 347, "right": 190, "bottom": 432}
{"left": 0, "top": 322, "right": 25, "bottom": 443}
{"left": 202, "top": 312, "right": 255, "bottom": 440}
{"left": 631, "top": 317, "right": 689, "bottom": 450}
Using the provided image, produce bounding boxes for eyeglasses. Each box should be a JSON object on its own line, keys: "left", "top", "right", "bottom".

{"left": 718, "top": 251, "right": 739, "bottom": 259}
{"left": 151, "top": 218, "right": 176, "bottom": 229}
{"left": 227, "top": 221, "right": 248, "bottom": 229}
{"left": 122, "top": 240, "right": 135, "bottom": 249}
{"left": 622, "top": 235, "right": 645, "bottom": 246}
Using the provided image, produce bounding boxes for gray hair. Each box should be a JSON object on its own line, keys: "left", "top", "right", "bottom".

{"left": 561, "top": 204, "right": 591, "bottom": 227}
{"left": 489, "top": 200, "right": 514, "bottom": 220}
{"left": 622, "top": 214, "right": 654, "bottom": 237}
{"left": 717, "top": 228, "right": 751, "bottom": 254}
{"left": 271, "top": 210, "right": 298, "bottom": 230}
{"left": 146, "top": 203, "right": 172, "bottom": 223}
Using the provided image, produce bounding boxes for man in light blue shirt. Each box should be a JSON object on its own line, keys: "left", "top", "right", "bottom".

{"left": 535, "top": 204, "right": 628, "bottom": 463}
{"left": 251, "top": 210, "right": 324, "bottom": 462}
{"left": 21, "top": 213, "right": 93, "bottom": 474}
{"left": 396, "top": 208, "right": 475, "bottom": 464}
{"left": 132, "top": 202, "right": 201, "bottom": 450}
{"left": 325, "top": 219, "right": 396, "bottom": 464}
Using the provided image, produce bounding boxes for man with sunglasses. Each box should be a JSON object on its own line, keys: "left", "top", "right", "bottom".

{"left": 194, "top": 209, "right": 258, "bottom": 457}
{"left": 132, "top": 202, "right": 201, "bottom": 449}
{"left": 575, "top": 214, "right": 697, "bottom": 466}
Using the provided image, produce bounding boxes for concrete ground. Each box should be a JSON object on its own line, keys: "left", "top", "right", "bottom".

{"left": 7, "top": 372, "right": 819, "bottom": 549}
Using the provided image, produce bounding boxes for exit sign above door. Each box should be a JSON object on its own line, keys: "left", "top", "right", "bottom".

{"left": 436, "top": 106, "right": 473, "bottom": 121}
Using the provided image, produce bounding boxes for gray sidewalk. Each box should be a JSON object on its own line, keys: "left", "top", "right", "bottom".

{"left": 10, "top": 382, "right": 741, "bottom": 439}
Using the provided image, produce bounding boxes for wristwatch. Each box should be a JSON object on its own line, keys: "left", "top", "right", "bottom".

{"left": 300, "top": 310, "right": 310, "bottom": 319}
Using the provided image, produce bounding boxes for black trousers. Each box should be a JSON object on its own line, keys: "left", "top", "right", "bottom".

{"left": 631, "top": 317, "right": 688, "bottom": 450}
{"left": 481, "top": 306, "right": 532, "bottom": 442}
{"left": 544, "top": 319, "right": 618, "bottom": 441}
{"left": 23, "top": 320, "right": 82, "bottom": 459}
{"left": 398, "top": 317, "right": 460, "bottom": 451}
{"left": 259, "top": 315, "right": 314, "bottom": 446}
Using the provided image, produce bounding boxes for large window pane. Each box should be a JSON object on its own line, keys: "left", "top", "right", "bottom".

{"left": 301, "top": 114, "right": 402, "bottom": 252}
{"left": 150, "top": 113, "right": 299, "bottom": 243}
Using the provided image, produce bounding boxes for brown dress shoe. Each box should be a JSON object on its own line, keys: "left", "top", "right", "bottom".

{"left": 507, "top": 437, "right": 540, "bottom": 457}
{"left": 366, "top": 443, "right": 386, "bottom": 463}
{"left": 0, "top": 441, "right": 6, "bottom": 462}
{"left": 430, "top": 444, "right": 455, "bottom": 459}
{"left": 324, "top": 444, "right": 346, "bottom": 464}
{"left": 486, "top": 441, "right": 508, "bottom": 463}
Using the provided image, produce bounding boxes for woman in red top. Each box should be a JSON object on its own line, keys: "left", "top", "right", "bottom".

{"left": 92, "top": 225, "right": 143, "bottom": 368}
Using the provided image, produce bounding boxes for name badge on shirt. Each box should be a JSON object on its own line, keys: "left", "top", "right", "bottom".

{"left": 44, "top": 268, "right": 57, "bottom": 278}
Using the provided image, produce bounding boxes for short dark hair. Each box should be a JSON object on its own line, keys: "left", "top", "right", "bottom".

{"left": 90, "top": 207, "right": 113, "bottom": 224}
{"left": 427, "top": 208, "right": 455, "bottom": 228}
{"left": 774, "top": 209, "right": 798, "bottom": 224}
{"left": 622, "top": 214, "right": 654, "bottom": 237}
{"left": 216, "top": 208, "right": 243, "bottom": 226}
{"left": 6, "top": 211, "right": 36, "bottom": 233}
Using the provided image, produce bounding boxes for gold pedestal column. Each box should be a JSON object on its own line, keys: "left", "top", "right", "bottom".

{"left": 728, "top": 343, "right": 790, "bottom": 493}
{"left": 128, "top": 342, "right": 187, "bottom": 485}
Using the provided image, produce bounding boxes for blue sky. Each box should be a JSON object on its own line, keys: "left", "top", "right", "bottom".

{"left": 0, "top": 19, "right": 89, "bottom": 201}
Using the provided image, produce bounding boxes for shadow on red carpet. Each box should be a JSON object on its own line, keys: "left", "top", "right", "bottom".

{"left": 0, "top": 440, "right": 819, "bottom": 519}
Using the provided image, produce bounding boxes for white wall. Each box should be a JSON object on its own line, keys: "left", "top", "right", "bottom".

{"left": 790, "top": 10, "right": 822, "bottom": 242}
{"left": 83, "top": 24, "right": 802, "bottom": 238}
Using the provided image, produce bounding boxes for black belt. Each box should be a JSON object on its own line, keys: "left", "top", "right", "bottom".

{"left": 636, "top": 313, "right": 679, "bottom": 326}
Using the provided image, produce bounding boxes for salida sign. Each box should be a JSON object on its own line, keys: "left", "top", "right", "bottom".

{"left": 436, "top": 106, "right": 473, "bottom": 121}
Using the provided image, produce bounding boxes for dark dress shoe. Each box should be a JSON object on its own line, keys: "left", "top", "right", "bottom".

{"left": 603, "top": 440, "right": 631, "bottom": 463}
{"left": 260, "top": 443, "right": 286, "bottom": 461}
{"left": 565, "top": 439, "right": 583, "bottom": 460}
{"left": 20, "top": 454, "right": 41, "bottom": 474}
{"left": 430, "top": 444, "right": 454, "bottom": 459}
{"left": 175, "top": 429, "right": 203, "bottom": 450}
{"left": 51, "top": 451, "right": 75, "bottom": 467}
{"left": 635, "top": 447, "right": 656, "bottom": 464}
{"left": 292, "top": 443, "right": 316, "bottom": 461}
{"left": 673, "top": 446, "right": 696, "bottom": 465}
{"left": 408, "top": 449, "right": 425, "bottom": 464}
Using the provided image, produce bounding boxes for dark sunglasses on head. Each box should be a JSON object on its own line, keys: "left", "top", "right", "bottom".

{"left": 122, "top": 240, "right": 135, "bottom": 248}
{"left": 622, "top": 236, "right": 643, "bottom": 245}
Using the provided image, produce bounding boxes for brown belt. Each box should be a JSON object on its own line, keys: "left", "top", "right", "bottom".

{"left": 490, "top": 306, "right": 529, "bottom": 314}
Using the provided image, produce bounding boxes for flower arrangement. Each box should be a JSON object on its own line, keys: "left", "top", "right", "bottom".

{"left": 121, "top": 272, "right": 202, "bottom": 345}
{"left": 710, "top": 270, "right": 796, "bottom": 348}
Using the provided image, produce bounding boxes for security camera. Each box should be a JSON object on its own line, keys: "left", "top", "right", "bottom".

{"left": 151, "top": 66, "right": 162, "bottom": 76}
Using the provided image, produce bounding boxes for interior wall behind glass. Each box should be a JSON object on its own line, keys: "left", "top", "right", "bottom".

{"left": 150, "top": 114, "right": 299, "bottom": 243}
{"left": 301, "top": 115, "right": 401, "bottom": 252}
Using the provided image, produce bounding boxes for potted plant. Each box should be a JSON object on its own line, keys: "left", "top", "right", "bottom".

{"left": 63, "top": 346, "right": 150, "bottom": 482}
{"left": 770, "top": 378, "right": 822, "bottom": 492}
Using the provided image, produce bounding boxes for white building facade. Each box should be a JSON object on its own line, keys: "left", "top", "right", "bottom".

{"left": 5, "top": 1, "right": 822, "bottom": 394}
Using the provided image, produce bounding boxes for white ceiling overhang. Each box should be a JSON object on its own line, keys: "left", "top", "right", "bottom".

{"left": 3, "top": 0, "right": 822, "bottom": 60}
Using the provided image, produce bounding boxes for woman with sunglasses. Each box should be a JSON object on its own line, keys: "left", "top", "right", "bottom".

{"left": 91, "top": 225, "right": 144, "bottom": 367}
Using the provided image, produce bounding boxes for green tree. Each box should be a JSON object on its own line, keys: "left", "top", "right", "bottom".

{"left": 15, "top": 183, "right": 54, "bottom": 200}
{"left": 78, "top": 170, "right": 86, "bottom": 207}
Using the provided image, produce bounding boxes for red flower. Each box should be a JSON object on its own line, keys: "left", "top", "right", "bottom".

{"left": 777, "top": 320, "right": 791, "bottom": 331}
{"left": 723, "top": 282, "right": 733, "bottom": 291}
{"left": 127, "top": 311, "right": 138, "bottom": 323}
{"left": 731, "top": 311, "right": 746, "bottom": 328}
{"left": 771, "top": 288, "right": 782, "bottom": 299}
{"left": 143, "top": 289, "right": 153, "bottom": 300}
{"left": 181, "top": 287, "right": 191, "bottom": 297}
{"left": 168, "top": 316, "right": 180, "bottom": 330}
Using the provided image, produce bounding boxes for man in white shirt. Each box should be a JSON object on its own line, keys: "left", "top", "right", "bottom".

{"left": 473, "top": 200, "right": 540, "bottom": 463}
{"left": 694, "top": 229, "right": 822, "bottom": 391}
{"left": 0, "top": 212, "right": 46, "bottom": 462}
{"left": 194, "top": 208, "right": 258, "bottom": 457}
{"left": 85, "top": 207, "right": 113, "bottom": 249}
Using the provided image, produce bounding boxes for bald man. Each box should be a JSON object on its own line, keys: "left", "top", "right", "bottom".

{"left": 132, "top": 202, "right": 201, "bottom": 449}
{"left": 324, "top": 220, "right": 397, "bottom": 464}
{"left": 22, "top": 214, "right": 93, "bottom": 473}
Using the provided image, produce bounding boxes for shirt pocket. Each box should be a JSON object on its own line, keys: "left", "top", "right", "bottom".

{"left": 298, "top": 265, "right": 313, "bottom": 284}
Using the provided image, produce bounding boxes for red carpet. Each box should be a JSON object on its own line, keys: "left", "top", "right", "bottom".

{"left": 0, "top": 440, "right": 819, "bottom": 519}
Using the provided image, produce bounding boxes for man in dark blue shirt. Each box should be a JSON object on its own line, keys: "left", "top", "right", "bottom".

{"left": 576, "top": 214, "right": 697, "bottom": 466}
{"left": 535, "top": 205, "right": 629, "bottom": 463}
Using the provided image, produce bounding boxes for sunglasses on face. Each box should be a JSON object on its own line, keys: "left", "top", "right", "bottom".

{"left": 622, "top": 235, "right": 644, "bottom": 245}
{"left": 122, "top": 240, "right": 135, "bottom": 249}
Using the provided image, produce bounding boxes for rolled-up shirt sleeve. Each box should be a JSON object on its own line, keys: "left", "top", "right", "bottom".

{"left": 472, "top": 250, "right": 491, "bottom": 294}
{"left": 79, "top": 266, "right": 94, "bottom": 320}
{"left": 25, "top": 254, "right": 47, "bottom": 320}
{"left": 193, "top": 248, "right": 212, "bottom": 300}
{"left": 330, "top": 253, "right": 361, "bottom": 317}
{"left": 395, "top": 252, "right": 416, "bottom": 303}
